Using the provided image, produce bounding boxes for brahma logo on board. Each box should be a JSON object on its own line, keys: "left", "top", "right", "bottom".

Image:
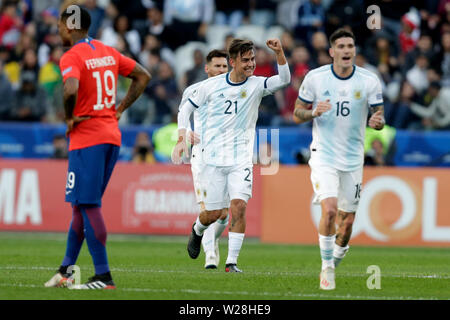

{"left": 123, "top": 173, "right": 198, "bottom": 234}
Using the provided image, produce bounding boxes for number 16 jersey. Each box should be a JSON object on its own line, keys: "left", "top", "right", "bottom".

{"left": 298, "top": 64, "right": 383, "bottom": 171}
{"left": 60, "top": 37, "right": 136, "bottom": 151}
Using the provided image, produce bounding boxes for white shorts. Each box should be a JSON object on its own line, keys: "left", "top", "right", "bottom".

{"left": 310, "top": 163, "right": 363, "bottom": 213}
{"left": 198, "top": 162, "right": 253, "bottom": 211}
{"left": 191, "top": 161, "right": 204, "bottom": 204}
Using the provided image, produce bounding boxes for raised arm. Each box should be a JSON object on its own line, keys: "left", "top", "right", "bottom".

{"left": 116, "top": 62, "right": 151, "bottom": 120}
{"left": 264, "top": 39, "right": 291, "bottom": 92}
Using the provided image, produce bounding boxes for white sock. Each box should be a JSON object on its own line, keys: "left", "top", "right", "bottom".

{"left": 215, "top": 214, "right": 229, "bottom": 240}
{"left": 194, "top": 217, "right": 208, "bottom": 236}
{"left": 319, "top": 234, "right": 336, "bottom": 270}
{"left": 333, "top": 243, "right": 349, "bottom": 268}
{"left": 202, "top": 222, "right": 215, "bottom": 254}
{"left": 226, "top": 232, "right": 245, "bottom": 265}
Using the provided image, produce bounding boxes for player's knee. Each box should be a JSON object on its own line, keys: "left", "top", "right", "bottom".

{"left": 205, "top": 210, "right": 222, "bottom": 223}
{"left": 323, "top": 206, "right": 337, "bottom": 220}
{"left": 231, "top": 200, "right": 247, "bottom": 214}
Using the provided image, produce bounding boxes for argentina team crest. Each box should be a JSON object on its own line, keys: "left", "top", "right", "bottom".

{"left": 240, "top": 89, "right": 247, "bottom": 98}
{"left": 354, "top": 90, "right": 362, "bottom": 100}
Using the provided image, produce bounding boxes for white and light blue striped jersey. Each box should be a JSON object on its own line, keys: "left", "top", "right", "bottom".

{"left": 187, "top": 72, "right": 275, "bottom": 166}
{"left": 180, "top": 81, "right": 204, "bottom": 165}
{"left": 298, "top": 64, "right": 384, "bottom": 171}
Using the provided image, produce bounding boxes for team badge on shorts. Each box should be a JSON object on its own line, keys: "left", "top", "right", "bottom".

{"left": 315, "top": 182, "right": 320, "bottom": 190}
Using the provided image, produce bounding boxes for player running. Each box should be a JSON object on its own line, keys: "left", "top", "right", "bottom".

{"left": 293, "top": 28, "right": 385, "bottom": 290}
{"left": 45, "top": 5, "right": 150, "bottom": 289}
{"left": 173, "top": 38, "right": 290, "bottom": 272}
{"left": 180, "top": 49, "right": 230, "bottom": 269}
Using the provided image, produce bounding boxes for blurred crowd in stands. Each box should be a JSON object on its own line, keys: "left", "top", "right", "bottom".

{"left": 0, "top": 0, "right": 450, "bottom": 134}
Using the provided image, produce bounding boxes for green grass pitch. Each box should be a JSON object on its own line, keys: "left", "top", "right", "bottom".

{"left": 0, "top": 232, "right": 448, "bottom": 300}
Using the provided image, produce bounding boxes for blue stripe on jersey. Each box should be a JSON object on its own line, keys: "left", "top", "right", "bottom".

{"left": 370, "top": 102, "right": 384, "bottom": 107}
{"left": 226, "top": 73, "right": 248, "bottom": 86}
{"left": 264, "top": 77, "right": 269, "bottom": 89}
{"left": 298, "top": 95, "right": 313, "bottom": 104}
{"left": 188, "top": 98, "right": 200, "bottom": 108}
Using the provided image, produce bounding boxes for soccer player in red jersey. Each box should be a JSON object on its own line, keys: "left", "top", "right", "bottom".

{"left": 44, "top": 5, "right": 150, "bottom": 289}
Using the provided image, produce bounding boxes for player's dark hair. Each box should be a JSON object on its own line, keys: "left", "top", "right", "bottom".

{"left": 228, "top": 39, "right": 254, "bottom": 59}
{"left": 60, "top": 5, "right": 91, "bottom": 32}
{"left": 329, "top": 28, "right": 355, "bottom": 46}
{"left": 206, "top": 49, "right": 228, "bottom": 63}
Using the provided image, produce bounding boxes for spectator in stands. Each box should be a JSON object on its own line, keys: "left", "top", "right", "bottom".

{"left": 51, "top": 134, "right": 68, "bottom": 159}
{"left": 215, "top": 0, "right": 248, "bottom": 31}
{"left": 399, "top": 8, "right": 421, "bottom": 55}
{"left": 293, "top": 0, "right": 325, "bottom": 44}
{"left": 364, "top": 34, "right": 399, "bottom": 84}
{"left": 85, "top": 0, "right": 105, "bottom": 39}
{"left": 325, "top": 0, "right": 365, "bottom": 43}
{"left": 316, "top": 49, "right": 332, "bottom": 66}
{"left": 290, "top": 45, "right": 311, "bottom": 78}
{"left": 309, "top": 31, "right": 328, "bottom": 66}
{"left": 39, "top": 45, "right": 63, "bottom": 122}
{"left": 432, "top": 31, "right": 450, "bottom": 87}
{"left": 0, "top": 1, "right": 23, "bottom": 49}
{"left": 11, "top": 69, "right": 47, "bottom": 122}
{"left": 364, "top": 125, "right": 397, "bottom": 166}
{"left": 163, "top": 0, "right": 214, "bottom": 47}
{"left": 406, "top": 54, "right": 430, "bottom": 96}
{"left": 249, "top": 0, "right": 277, "bottom": 28}
{"left": 280, "top": 30, "right": 296, "bottom": 59}
{"left": 384, "top": 81, "right": 421, "bottom": 129}
{"left": 152, "top": 112, "right": 178, "bottom": 162}
{"left": 132, "top": 131, "right": 157, "bottom": 164}
{"left": 411, "top": 81, "right": 450, "bottom": 130}
{"left": 0, "top": 59, "right": 14, "bottom": 120}
{"left": 403, "top": 33, "right": 435, "bottom": 75}
{"left": 146, "top": 61, "right": 178, "bottom": 124}
{"left": 184, "top": 49, "right": 207, "bottom": 88}
{"left": 142, "top": 1, "right": 179, "bottom": 51}
{"left": 100, "top": 15, "right": 141, "bottom": 56}
{"left": 139, "top": 35, "right": 176, "bottom": 71}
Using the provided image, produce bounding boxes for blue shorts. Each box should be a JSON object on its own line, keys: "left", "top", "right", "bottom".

{"left": 65, "top": 144, "right": 120, "bottom": 207}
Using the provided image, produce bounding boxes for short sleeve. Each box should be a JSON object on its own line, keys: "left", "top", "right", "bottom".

{"left": 298, "top": 73, "right": 315, "bottom": 104}
{"left": 118, "top": 52, "right": 137, "bottom": 77}
{"left": 60, "top": 52, "right": 81, "bottom": 82}
{"left": 187, "top": 81, "right": 207, "bottom": 109}
{"left": 368, "top": 76, "right": 383, "bottom": 107}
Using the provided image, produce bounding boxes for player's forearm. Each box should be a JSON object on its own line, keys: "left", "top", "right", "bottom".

{"left": 294, "top": 107, "right": 315, "bottom": 123}
{"left": 274, "top": 49, "right": 287, "bottom": 66}
{"left": 177, "top": 101, "right": 195, "bottom": 133}
{"left": 117, "top": 78, "right": 148, "bottom": 113}
{"left": 64, "top": 92, "right": 77, "bottom": 120}
{"left": 118, "top": 64, "right": 151, "bottom": 113}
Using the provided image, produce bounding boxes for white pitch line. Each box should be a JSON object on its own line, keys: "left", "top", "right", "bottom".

{"left": 0, "top": 265, "right": 449, "bottom": 280}
{"left": 0, "top": 283, "right": 442, "bottom": 300}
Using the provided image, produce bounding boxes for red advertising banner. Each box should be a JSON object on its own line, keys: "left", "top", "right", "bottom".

{"left": 0, "top": 160, "right": 262, "bottom": 237}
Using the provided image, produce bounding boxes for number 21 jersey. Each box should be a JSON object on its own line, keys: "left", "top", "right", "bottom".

{"left": 60, "top": 37, "right": 136, "bottom": 151}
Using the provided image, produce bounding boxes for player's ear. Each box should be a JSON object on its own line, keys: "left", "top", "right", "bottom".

{"left": 329, "top": 47, "right": 334, "bottom": 58}
{"left": 204, "top": 64, "right": 209, "bottom": 74}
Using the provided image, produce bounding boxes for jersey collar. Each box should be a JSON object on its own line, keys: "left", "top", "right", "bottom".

{"left": 331, "top": 64, "right": 355, "bottom": 80}
{"left": 74, "top": 36, "right": 95, "bottom": 50}
{"left": 226, "top": 72, "right": 248, "bottom": 86}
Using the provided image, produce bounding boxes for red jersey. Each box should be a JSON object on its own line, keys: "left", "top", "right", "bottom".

{"left": 60, "top": 37, "right": 136, "bottom": 150}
